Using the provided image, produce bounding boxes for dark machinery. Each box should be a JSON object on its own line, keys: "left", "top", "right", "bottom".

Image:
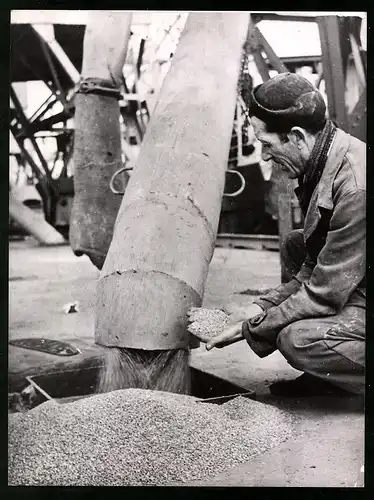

{"left": 217, "top": 13, "right": 366, "bottom": 269}
{"left": 10, "top": 22, "right": 149, "bottom": 237}
{"left": 10, "top": 14, "right": 366, "bottom": 246}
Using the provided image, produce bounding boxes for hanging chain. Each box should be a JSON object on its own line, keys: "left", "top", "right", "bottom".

{"left": 237, "top": 41, "right": 249, "bottom": 95}
{"left": 236, "top": 39, "right": 252, "bottom": 128}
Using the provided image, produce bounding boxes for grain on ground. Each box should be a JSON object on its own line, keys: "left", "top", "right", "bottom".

{"left": 9, "top": 388, "right": 296, "bottom": 486}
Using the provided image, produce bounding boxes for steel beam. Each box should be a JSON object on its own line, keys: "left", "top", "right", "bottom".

{"left": 247, "top": 17, "right": 288, "bottom": 81}
{"left": 10, "top": 122, "right": 53, "bottom": 221}
{"left": 252, "top": 13, "right": 317, "bottom": 23}
{"left": 28, "top": 93, "right": 55, "bottom": 122}
{"left": 247, "top": 15, "right": 293, "bottom": 261}
{"left": 315, "top": 62, "right": 324, "bottom": 89}
{"left": 29, "top": 109, "right": 73, "bottom": 133}
{"left": 280, "top": 55, "right": 321, "bottom": 66}
{"left": 136, "top": 38, "right": 146, "bottom": 79}
{"left": 17, "top": 51, "right": 74, "bottom": 116}
{"left": 252, "top": 50, "right": 271, "bottom": 81}
{"left": 255, "top": 26, "right": 289, "bottom": 73}
{"left": 10, "top": 124, "right": 44, "bottom": 183}
{"left": 317, "top": 16, "right": 348, "bottom": 131}
{"left": 246, "top": 18, "right": 271, "bottom": 82}
{"left": 10, "top": 85, "right": 52, "bottom": 181}
{"left": 349, "top": 33, "right": 366, "bottom": 89}
{"left": 32, "top": 24, "right": 81, "bottom": 84}
{"left": 31, "top": 97, "right": 60, "bottom": 126}
{"left": 38, "top": 36, "right": 70, "bottom": 112}
{"left": 348, "top": 90, "right": 366, "bottom": 142}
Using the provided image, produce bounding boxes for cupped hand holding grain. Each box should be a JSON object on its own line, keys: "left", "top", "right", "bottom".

{"left": 187, "top": 307, "right": 221, "bottom": 323}
{"left": 187, "top": 305, "right": 264, "bottom": 346}
{"left": 187, "top": 308, "right": 230, "bottom": 343}
{"left": 204, "top": 304, "right": 265, "bottom": 350}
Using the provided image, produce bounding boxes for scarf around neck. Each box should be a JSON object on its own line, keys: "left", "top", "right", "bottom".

{"left": 298, "top": 119, "right": 336, "bottom": 215}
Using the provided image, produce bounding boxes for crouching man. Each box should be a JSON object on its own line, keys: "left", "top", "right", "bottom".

{"left": 202, "top": 73, "right": 366, "bottom": 397}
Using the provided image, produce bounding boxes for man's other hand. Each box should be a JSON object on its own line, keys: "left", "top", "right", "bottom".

{"left": 224, "top": 303, "right": 264, "bottom": 324}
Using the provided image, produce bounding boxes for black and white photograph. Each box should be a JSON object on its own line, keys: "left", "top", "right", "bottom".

{"left": 8, "top": 10, "right": 366, "bottom": 487}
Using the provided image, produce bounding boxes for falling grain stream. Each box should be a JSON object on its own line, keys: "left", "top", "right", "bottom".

{"left": 97, "top": 347, "right": 191, "bottom": 394}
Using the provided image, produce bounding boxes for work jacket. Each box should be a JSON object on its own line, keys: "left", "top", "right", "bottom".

{"left": 248, "top": 128, "right": 366, "bottom": 338}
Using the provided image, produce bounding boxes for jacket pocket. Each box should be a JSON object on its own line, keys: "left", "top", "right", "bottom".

{"left": 323, "top": 324, "right": 365, "bottom": 368}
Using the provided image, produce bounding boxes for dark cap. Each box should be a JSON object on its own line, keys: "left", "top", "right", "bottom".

{"left": 249, "top": 72, "right": 326, "bottom": 131}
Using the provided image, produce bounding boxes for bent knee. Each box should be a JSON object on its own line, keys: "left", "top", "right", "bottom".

{"left": 277, "top": 324, "right": 293, "bottom": 350}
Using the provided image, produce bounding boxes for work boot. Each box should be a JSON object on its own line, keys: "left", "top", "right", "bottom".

{"left": 269, "top": 373, "right": 354, "bottom": 397}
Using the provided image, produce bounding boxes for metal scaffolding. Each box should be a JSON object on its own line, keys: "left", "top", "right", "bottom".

{"left": 10, "top": 13, "right": 366, "bottom": 247}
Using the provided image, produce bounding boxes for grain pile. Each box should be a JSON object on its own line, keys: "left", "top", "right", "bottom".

{"left": 187, "top": 307, "right": 230, "bottom": 342}
{"left": 9, "top": 389, "right": 295, "bottom": 486}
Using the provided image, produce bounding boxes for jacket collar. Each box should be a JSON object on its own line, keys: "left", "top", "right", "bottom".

{"left": 315, "top": 128, "right": 351, "bottom": 210}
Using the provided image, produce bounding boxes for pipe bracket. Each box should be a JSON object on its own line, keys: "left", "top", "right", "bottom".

{"left": 77, "top": 78, "right": 123, "bottom": 100}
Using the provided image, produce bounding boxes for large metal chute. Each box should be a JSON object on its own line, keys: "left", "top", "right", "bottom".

{"left": 69, "top": 12, "right": 133, "bottom": 269}
{"left": 95, "top": 12, "right": 251, "bottom": 351}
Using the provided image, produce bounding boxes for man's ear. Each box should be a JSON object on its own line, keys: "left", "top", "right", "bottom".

{"left": 289, "top": 126, "right": 307, "bottom": 149}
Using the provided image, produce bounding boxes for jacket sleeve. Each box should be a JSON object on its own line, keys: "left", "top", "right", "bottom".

{"left": 249, "top": 188, "right": 366, "bottom": 337}
{"left": 253, "top": 256, "right": 315, "bottom": 311}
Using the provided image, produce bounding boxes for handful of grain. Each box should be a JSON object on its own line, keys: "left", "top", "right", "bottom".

{"left": 187, "top": 307, "right": 230, "bottom": 342}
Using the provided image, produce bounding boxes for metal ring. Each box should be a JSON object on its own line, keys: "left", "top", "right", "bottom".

{"left": 109, "top": 166, "right": 134, "bottom": 195}
{"left": 223, "top": 169, "right": 246, "bottom": 197}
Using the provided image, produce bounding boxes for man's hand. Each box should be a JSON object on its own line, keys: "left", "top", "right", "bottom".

{"left": 205, "top": 321, "right": 244, "bottom": 351}
{"left": 187, "top": 303, "right": 265, "bottom": 351}
{"left": 205, "top": 304, "right": 265, "bottom": 351}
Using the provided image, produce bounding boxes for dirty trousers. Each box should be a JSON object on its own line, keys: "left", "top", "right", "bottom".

{"left": 276, "top": 230, "right": 365, "bottom": 394}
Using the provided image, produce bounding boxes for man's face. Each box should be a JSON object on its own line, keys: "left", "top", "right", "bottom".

{"left": 251, "top": 116, "right": 304, "bottom": 179}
